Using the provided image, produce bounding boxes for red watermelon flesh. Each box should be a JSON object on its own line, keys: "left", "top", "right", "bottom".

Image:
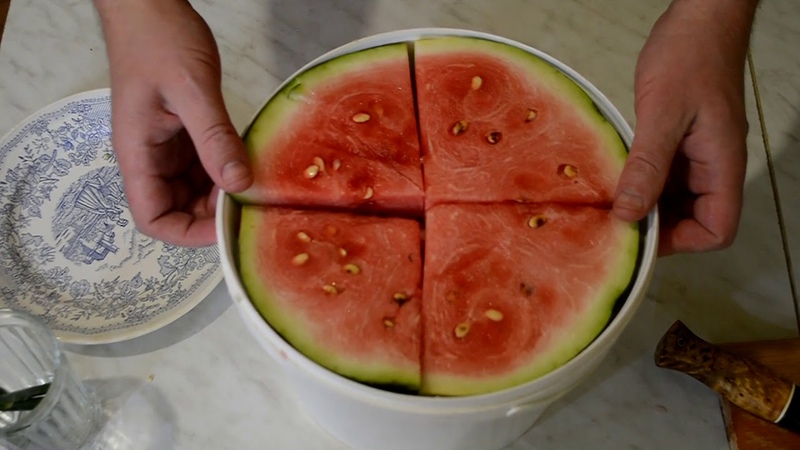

{"left": 233, "top": 43, "right": 425, "bottom": 215}
{"left": 234, "top": 36, "right": 642, "bottom": 397}
{"left": 238, "top": 205, "right": 423, "bottom": 390}
{"left": 414, "top": 36, "right": 628, "bottom": 208}
{"left": 420, "top": 202, "right": 638, "bottom": 396}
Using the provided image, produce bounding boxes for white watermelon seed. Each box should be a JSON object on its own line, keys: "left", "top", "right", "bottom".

{"left": 291, "top": 253, "right": 310, "bottom": 266}
{"left": 338, "top": 248, "right": 347, "bottom": 257}
{"left": 297, "top": 231, "right": 312, "bottom": 243}
{"left": 527, "top": 215, "right": 547, "bottom": 229}
{"left": 486, "top": 131, "right": 502, "bottom": 145}
{"left": 352, "top": 113, "right": 371, "bottom": 123}
{"left": 304, "top": 165, "right": 320, "bottom": 179}
{"left": 363, "top": 187, "right": 374, "bottom": 200}
{"left": 454, "top": 322, "right": 470, "bottom": 338}
{"left": 526, "top": 109, "right": 538, "bottom": 122}
{"left": 313, "top": 156, "right": 325, "bottom": 172}
{"left": 485, "top": 309, "right": 504, "bottom": 322}
{"left": 393, "top": 293, "right": 407, "bottom": 301}
{"left": 332, "top": 159, "right": 342, "bottom": 171}
{"left": 471, "top": 76, "right": 483, "bottom": 90}
{"left": 383, "top": 319, "right": 395, "bottom": 328}
{"left": 558, "top": 164, "right": 578, "bottom": 178}
{"left": 343, "top": 263, "right": 361, "bottom": 275}
{"left": 451, "top": 120, "right": 468, "bottom": 136}
{"left": 322, "top": 284, "right": 339, "bottom": 295}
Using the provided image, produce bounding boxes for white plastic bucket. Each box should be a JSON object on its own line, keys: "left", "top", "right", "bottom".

{"left": 216, "top": 28, "right": 659, "bottom": 450}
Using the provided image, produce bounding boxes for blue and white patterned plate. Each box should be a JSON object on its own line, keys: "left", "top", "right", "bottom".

{"left": 0, "top": 89, "right": 223, "bottom": 345}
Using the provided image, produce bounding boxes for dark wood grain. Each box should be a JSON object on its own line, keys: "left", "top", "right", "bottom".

{"left": 719, "top": 338, "right": 800, "bottom": 450}
{"left": 655, "top": 320, "right": 795, "bottom": 423}
{"left": 0, "top": 0, "right": 9, "bottom": 46}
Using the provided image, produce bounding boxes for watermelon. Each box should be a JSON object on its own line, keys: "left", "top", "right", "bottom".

{"left": 232, "top": 43, "right": 425, "bottom": 215}
{"left": 238, "top": 205, "right": 423, "bottom": 390}
{"left": 414, "top": 36, "right": 628, "bottom": 207}
{"left": 420, "top": 203, "right": 638, "bottom": 396}
{"left": 234, "top": 35, "right": 641, "bottom": 397}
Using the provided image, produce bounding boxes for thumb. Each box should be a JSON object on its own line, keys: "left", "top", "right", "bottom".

{"left": 170, "top": 84, "right": 253, "bottom": 194}
{"left": 613, "top": 98, "right": 688, "bottom": 222}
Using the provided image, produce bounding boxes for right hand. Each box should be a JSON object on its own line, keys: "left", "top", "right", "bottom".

{"left": 612, "top": 0, "right": 758, "bottom": 256}
{"left": 94, "top": 0, "right": 253, "bottom": 247}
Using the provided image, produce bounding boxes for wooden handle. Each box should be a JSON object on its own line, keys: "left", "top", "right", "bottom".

{"left": 654, "top": 320, "right": 794, "bottom": 423}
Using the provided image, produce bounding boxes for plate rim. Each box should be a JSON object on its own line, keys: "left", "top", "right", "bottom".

{"left": 0, "top": 88, "right": 224, "bottom": 346}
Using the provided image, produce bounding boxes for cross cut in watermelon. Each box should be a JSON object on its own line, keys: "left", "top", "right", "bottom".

{"left": 234, "top": 35, "right": 641, "bottom": 398}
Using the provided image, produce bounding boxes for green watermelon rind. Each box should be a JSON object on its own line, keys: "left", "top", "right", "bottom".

{"left": 231, "top": 42, "right": 411, "bottom": 205}
{"left": 420, "top": 220, "right": 641, "bottom": 397}
{"left": 235, "top": 36, "right": 641, "bottom": 397}
{"left": 414, "top": 35, "right": 630, "bottom": 164}
{"left": 237, "top": 206, "right": 421, "bottom": 391}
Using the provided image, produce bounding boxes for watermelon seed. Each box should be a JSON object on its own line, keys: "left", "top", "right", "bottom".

{"left": 343, "top": 263, "right": 361, "bottom": 275}
{"left": 332, "top": 159, "right": 342, "bottom": 171}
{"left": 291, "top": 253, "right": 310, "bottom": 266}
{"left": 558, "top": 164, "right": 578, "bottom": 178}
{"left": 526, "top": 109, "right": 538, "bottom": 122}
{"left": 352, "top": 113, "right": 371, "bottom": 123}
{"left": 454, "top": 322, "right": 471, "bottom": 339}
{"left": 338, "top": 248, "right": 348, "bottom": 257}
{"left": 519, "top": 282, "right": 535, "bottom": 297}
{"left": 527, "top": 215, "right": 547, "bottom": 229}
{"left": 304, "top": 165, "right": 320, "bottom": 179}
{"left": 322, "top": 284, "right": 339, "bottom": 295}
{"left": 297, "top": 231, "right": 312, "bottom": 243}
{"left": 485, "top": 309, "right": 504, "bottom": 322}
{"left": 451, "top": 120, "right": 468, "bottom": 136}
{"left": 363, "top": 187, "right": 374, "bottom": 200}
{"left": 471, "top": 76, "right": 483, "bottom": 90}
{"left": 486, "top": 131, "right": 502, "bottom": 145}
{"left": 383, "top": 318, "right": 395, "bottom": 328}
{"left": 393, "top": 293, "right": 408, "bottom": 306}
{"left": 313, "top": 156, "right": 326, "bottom": 172}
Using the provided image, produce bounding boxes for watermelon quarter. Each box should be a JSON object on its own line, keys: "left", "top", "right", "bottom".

{"left": 234, "top": 35, "right": 643, "bottom": 398}
{"left": 414, "top": 36, "right": 628, "bottom": 207}
{"left": 238, "top": 206, "right": 423, "bottom": 390}
{"left": 421, "top": 203, "right": 638, "bottom": 396}
{"left": 233, "top": 43, "right": 425, "bottom": 215}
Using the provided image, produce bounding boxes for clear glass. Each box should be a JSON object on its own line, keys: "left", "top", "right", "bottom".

{"left": 0, "top": 309, "right": 100, "bottom": 450}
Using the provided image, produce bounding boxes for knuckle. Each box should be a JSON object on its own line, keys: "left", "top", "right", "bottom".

{"left": 627, "top": 152, "right": 665, "bottom": 180}
{"left": 199, "top": 122, "right": 238, "bottom": 151}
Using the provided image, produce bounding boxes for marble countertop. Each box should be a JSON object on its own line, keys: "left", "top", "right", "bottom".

{"left": 1, "top": 0, "right": 799, "bottom": 449}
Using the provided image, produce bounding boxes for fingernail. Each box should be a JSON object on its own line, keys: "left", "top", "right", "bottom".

{"left": 615, "top": 189, "right": 644, "bottom": 212}
{"left": 222, "top": 160, "right": 251, "bottom": 188}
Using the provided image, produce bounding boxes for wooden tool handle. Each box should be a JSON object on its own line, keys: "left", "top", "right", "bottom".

{"left": 654, "top": 320, "right": 794, "bottom": 423}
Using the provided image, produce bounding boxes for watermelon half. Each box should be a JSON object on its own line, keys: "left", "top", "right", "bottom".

{"left": 234, "top": 35, "right": 642, "bottom": 397}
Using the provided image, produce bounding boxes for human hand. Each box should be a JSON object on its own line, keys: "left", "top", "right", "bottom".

{"left": 94, "top": 0, "right": 253, "bottom": 247}
{"left": 612, "top": 0, "right": 759, "bottom": 256}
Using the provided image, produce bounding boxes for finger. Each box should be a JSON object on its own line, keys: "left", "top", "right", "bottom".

{"left": 612, "top": 92, "right": 691, "bottom": 223}
{"left": 659, "top": 119, "right": 746, "bottom": 255}
{"left": 658, "top": 192, "right": 741, "bottom": 255}
{"left": 168, "top": 79, "right": 253, "bottom": 194}
{"left": 110, "top": 109, "right": 217, "bottom": 246}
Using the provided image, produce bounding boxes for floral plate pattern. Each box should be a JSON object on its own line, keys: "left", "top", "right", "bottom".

{"left": 0, "top": 89, "right": 222, "bottom": 344}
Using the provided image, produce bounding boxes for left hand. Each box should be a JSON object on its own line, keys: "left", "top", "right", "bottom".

{"left": 95, "top": 0, "right": 253, "bottom": 247}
